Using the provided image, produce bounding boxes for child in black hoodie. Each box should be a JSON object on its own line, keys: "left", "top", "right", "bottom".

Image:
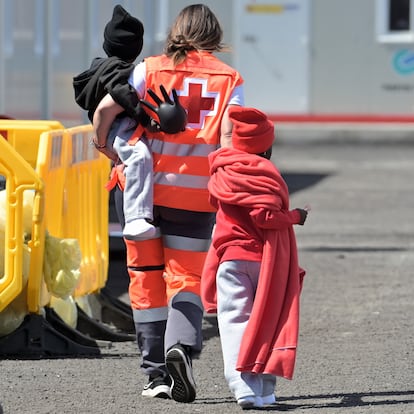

{"left": 73, "top": 5, "right": 185, "bottom": 239}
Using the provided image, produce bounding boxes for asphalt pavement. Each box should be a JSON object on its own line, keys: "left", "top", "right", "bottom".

{"left": 1, "top": 125, "right": 413, "bottom": 413}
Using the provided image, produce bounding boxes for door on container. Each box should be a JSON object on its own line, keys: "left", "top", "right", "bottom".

{"left": 234, "top": 0, "right": 310, "bottom": 114}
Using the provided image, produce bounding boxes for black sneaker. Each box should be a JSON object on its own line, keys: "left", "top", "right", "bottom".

{"left": 141, "top": 375, "right": 172, "bottom": 399}
{"left": 166, "top": 344, "right": 196, "bottom": 403}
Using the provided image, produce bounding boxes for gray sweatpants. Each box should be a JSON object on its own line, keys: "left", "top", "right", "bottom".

{"left": 216, "top": 260, "right": 276, "bottom": 400}
{"left": 109, "top": 117, "right": 153, "bottom": 224}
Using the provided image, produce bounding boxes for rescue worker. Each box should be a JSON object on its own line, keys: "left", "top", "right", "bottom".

{"left": 93, "top": 4, "right": 244, "bottom": 403}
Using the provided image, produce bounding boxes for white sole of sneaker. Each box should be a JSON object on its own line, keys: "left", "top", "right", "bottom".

{"left": 166, "top": 347, "right": 196, "bottom": 403}
{"left": 141, "top": 384, "right": 171, "bottom": 399}
{"left": 237, "top": 396, "right": 264, "bottom": 409}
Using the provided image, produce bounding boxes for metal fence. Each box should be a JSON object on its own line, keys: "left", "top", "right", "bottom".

{"left": 0, "top": 0, "right": 172, "bottom": 126}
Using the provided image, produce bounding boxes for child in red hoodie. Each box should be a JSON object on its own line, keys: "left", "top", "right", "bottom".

{"left": 201, "top": 107, "right": 308, "bottom": 409}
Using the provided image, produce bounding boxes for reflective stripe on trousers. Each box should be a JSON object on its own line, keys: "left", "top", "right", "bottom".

{"left": 125, "top": 231, "right": 211, "bottom": 322}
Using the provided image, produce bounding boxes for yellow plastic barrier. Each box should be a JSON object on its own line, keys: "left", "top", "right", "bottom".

{"left": 0, "top": 135, "right": 46, "bottom": 314}
{"left": 1, "top": 123, "right": 111, "bottom": 313}
{"left": 0, "top": 122, "right": 114, "bottom": 355}
{"left": 43, "top": 125, "right": 111, "bottom": 297}
{"left": 69, "top": 125, "right": 110, "bottom": 297}
{"left": 0, "top": 120, "right": 64, "bottom": 169}
{"left": 36, "top": 129, "right": 68, "bottom": 237}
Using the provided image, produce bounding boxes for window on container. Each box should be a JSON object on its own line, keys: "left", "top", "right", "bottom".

{"left": 389, "top": 0, "right": 410, "bottom": 31}
{"left": 376, "top": 0, "right": 414, "bottom": 42}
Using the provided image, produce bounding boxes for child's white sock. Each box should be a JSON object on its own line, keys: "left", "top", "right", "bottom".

{"left": 261, "top": 394, "right": 276, "bottom": 405}
{"left": 123, "top": 219, "right": 156, "bottom": 239}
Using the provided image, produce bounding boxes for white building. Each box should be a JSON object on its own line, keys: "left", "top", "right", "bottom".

{"left": 0, "top": 0, "right": 413, "bottom": 126}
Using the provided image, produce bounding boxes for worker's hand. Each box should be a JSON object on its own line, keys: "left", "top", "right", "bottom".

{"left": 140, "top": 84, "right": 187, "bottom": 134}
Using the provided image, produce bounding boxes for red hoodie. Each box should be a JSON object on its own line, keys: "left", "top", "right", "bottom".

{"left": 201, "top": 147, "right": 305, "bottom": 379}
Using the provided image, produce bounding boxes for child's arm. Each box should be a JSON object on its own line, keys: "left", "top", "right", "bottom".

{"left": 250, "top": 207, "right": 308, "bottom": 230}
{"left": 200, "top": 243, "right": 220, "bottom": 314}
{"left": 110, "top": 82, "right": 149, "bottom": 125}
{"left": 220, "top": 104, "right": 240, "bottom": 148}
{"left": 92, "top": 93, "right": 123, "bottom": 161}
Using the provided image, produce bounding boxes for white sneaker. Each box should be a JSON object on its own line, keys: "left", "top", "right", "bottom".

{"left": 237, "top": 396, "right": 263, "bottom": 409}
{"left": 141, "top": 375, "right": 171, "bottom": 399}
{"left": 166, "top": 344, "right": 196, "bottom": 403}
{"left": 123, "top": 219, "right": 156, "bottom": 239}
{"left": 262, "top": 393, "right": 276, "bottom": 405}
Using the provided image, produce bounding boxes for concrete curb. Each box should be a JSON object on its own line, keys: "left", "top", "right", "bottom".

{"left": 274, "top": 123, "right": 414, "bottom": 145}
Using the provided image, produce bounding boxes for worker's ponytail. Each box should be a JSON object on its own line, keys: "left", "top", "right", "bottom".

{"left": 164, "top": 4, "right": 226, "bottom": 66}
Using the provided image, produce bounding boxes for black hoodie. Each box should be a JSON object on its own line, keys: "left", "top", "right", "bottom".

{"left": 73, "top": 56, "right": 149, "bottom": 125}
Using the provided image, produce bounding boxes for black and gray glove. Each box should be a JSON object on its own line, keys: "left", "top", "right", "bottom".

{"left": 140, "top": 85, "right": 187, "bottom": 134}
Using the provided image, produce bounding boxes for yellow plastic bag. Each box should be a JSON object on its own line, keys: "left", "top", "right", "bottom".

{"left": 43, "top": 233, "right": 81, "bottom": 299}
{"left": 0, "top": 288, "right": 28, "bottom": 337}
{"left": 49, "top": 295, "right": 78, "bottom": 328}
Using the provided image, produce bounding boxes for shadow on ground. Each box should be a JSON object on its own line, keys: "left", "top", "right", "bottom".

{"left": 274, "top": 390, "right": 414, "bottom": 411}
{"left": 195, "top": 390, "right": 414, "bottom": 410}
{"left": 282, "top": 172, "right": 328, "bottom": 195}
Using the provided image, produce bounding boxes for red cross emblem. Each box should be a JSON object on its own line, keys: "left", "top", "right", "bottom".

{"left": 177, "top": 78, "right": 219, "bottom": 129}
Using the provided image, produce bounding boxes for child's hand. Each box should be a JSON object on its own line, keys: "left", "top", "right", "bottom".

{"left": 296, "top": 208, "right": 308, "bottom": 225}
{"left": 95, "top": 145, "right": 119, "bottom": 162}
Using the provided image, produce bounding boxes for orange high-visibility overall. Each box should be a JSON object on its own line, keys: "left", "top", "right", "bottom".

{"left": 123, "top": 51, "right": 243, "bottom": 376}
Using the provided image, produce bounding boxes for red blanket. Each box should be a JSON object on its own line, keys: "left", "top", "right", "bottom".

{"left": 203, "top": 147, "right": 305, "bottom": 379}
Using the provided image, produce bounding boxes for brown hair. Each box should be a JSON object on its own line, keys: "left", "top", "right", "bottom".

{"left": 164, "top": 4, "right": 225, "bottom": 66}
